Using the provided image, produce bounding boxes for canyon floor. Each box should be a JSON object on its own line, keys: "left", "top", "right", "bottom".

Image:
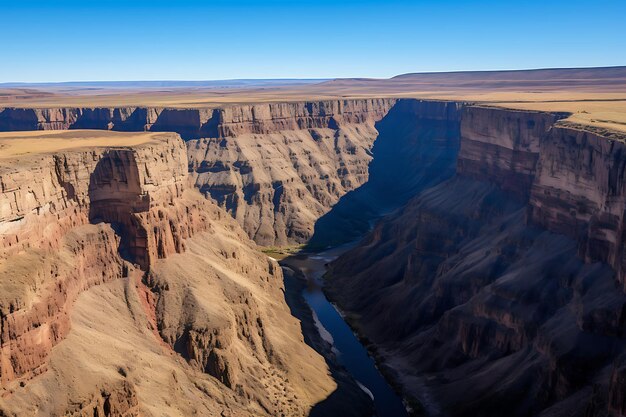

{"left": 2, "top": 67, "right": 626, "bottom": 416}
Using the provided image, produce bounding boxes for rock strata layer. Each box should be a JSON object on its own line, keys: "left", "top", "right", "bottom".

{"left": 0, "top": 132, "right": 340, "bottom": 416}
{"left": 185, "top": 99, "right": 398, "bottom": 245}
{"left": 1, "top": 100, "right": 397, "bottom": 246}
{"left": 327, "top": 105, "right": 626, "bottom": 416}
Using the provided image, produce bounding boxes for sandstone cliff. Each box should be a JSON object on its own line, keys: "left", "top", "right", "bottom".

{"left": 0, "top": 131, "right": 341, "bottom": 416}
{"left": 326, "top": 106, "right": 626, "bottom": 416}
{"left": 186, "top": 99, "right": 397, "bottom": 246}
{"left": 1, "top": 100, "right": 398, "bottom": 246}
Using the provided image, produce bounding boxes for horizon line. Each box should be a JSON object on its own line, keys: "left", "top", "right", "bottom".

{"left": 2, "top": 64, "right": 625, "bottom": 86}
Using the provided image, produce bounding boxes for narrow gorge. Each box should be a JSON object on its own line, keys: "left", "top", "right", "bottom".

{"left": 2, "top": 96, "right": 626, "bottom": 416}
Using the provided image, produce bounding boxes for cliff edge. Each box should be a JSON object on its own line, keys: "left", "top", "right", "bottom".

{"left": 0, "top": 130, "right": 341, "bottom": 416}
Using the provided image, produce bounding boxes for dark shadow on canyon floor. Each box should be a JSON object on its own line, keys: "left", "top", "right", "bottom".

{"left": 306, "top": 99, "right": 463, "bottom": 249}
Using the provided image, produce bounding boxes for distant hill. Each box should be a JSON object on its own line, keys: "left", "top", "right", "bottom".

{"left": 391, "top": 66, "right": 626, "bottom": 81}
{"left": 315, "top": 66, "right": 626, "bottom": 91}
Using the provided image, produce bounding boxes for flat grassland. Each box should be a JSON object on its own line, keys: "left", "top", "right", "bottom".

{"left": 0, "top": 130, "right": 166, "bottom": 159}
{"left": 2, "top": 66, "right": 626, "bottom": 132}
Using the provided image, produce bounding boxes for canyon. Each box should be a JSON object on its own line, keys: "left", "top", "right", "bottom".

{"left": 0, "top": 99, "right": 462, "bottom": 247}
{"left": 1, "top": 67, "right": 626, "bottom": 416}
{"left": 0, "top": 130, "right": 367, "bottom": 416}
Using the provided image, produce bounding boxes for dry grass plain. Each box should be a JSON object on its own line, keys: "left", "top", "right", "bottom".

{"left": 1, "top": 66, "right": 626, "bottom": 132}
{"left": 0, "top": 130, "right": 166, "bottom": 159}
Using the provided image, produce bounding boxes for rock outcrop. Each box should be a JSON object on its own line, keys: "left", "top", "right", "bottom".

{"left": 0, "top": 132, "right": 187, "bottom": 386}
{"left": 326, "top": 105, "right": 626, "bottom": 416}
{"left": 0, "top": 131, "right": 341, "bottom": 416}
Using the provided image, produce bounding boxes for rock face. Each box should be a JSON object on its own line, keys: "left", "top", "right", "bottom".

{"left": 1, "top": 100, "right": 397, "bottom": 246}
{"left": 308, "top": 99, "right": 463, "bottom": 247}
{"left": 457, "top": 106, "right": 568, "bottom": 198}
{"left": 0, "top": 99, "right": 393, "bottom": 138}
{"left": 186, "top": 99, "right": 396, "bottom": 246}
{"left": 0, "top": 107, "right": 153, "bottom": 132}
{"left": 460, "top": 106, "right": 626, "bottom": 285}
{"left": 0, "top": 132, "right": 339, "bottom": 416}
{"left": 0, "top": 133, "right": 187, "bottom": 386}
{"left": 529, "top": 123, "right": 626, "bottom": 287}
{"left": 326, "top": 106, "right": 626, "bottom": 416}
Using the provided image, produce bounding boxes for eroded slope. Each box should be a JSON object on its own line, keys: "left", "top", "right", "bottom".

{"left": 186, "top": 100, "right": 389, "bottom": 246}
{"left": 0, "top": 131, "right": 341, "bottom": 416}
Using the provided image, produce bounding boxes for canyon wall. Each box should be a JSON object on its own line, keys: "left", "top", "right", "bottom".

{"left": 0, "top": 99, "right": 393, "bottom": 138}
{"left": 0, "top": 100, "right": 397, "bottom": 246}
{"left": 187, "top": 99, "right": 396, "bottom": 246}
{"left": 0, "top": 133, "right": 188, "bottom": 386}
{"left": 0, "top": 132, "right": 348, "bottom": 416}
{"left": 308, "top": 99, "right": 463, "bottom": 247}
{"left": 459, "top": 106, "right": 626, "bottom": 285}
{"left": 457, "top": 106, "right": 568, "bottom": 198}
{"left": 0, "top": 99, "right": 467, "bottom": 247}
{"left": 327, "top": 106, "right": 626, "bottom": 416}
{"left": 529, "top": 123, "right": 626, "bottom": 287}
{"left": 5, "top": 98, "right": 626, "bottom": 415}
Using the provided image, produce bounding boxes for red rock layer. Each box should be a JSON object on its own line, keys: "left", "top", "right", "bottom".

{"left": 0, "top": 133, "right": 209, "bottom": 386}
{"left": 0, "top": 99, "right": 396, "bottom": 139}
{"left": 0, "top": 224, "right": 122, "bottom": 385}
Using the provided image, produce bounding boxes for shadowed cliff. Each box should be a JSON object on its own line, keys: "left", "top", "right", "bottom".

{"left": 307, "top": 99, "right": 463, "bottom": 249}
{"left": 324, "top": 106, "right": 626, "bottom": 416}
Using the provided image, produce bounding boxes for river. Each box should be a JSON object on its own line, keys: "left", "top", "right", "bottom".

{"left": 282, "top": 244, "right": 408, "bottom": 417}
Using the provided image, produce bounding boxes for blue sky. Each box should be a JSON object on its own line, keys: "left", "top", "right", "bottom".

{"left": 1, "top": 0, "right": 625, "bottom": 82}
